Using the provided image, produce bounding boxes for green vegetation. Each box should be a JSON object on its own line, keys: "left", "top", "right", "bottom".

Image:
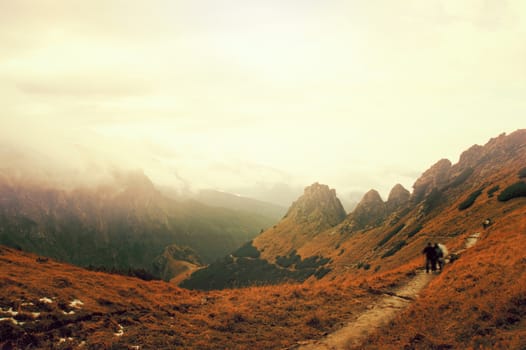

{"left": 458, "top": 188, "right": 483, "bottom": 211}
{"left": 86, "top": 265, "right": 160, "bottom": 281}
{"left": 381, "top": 241, "right": 407, "bottom": 258}
{"left": 183, "top": 252, "right": 332, "bottom": 290}
{"left": 357, "top": 262, "right": 370, "bottom": 270}
{"left": 406, "top": 224, "right": 423, "bottom": 238}
{"left": 497, "top": 182, "right": 526, "bottom": 202}
{"left": 296, "top": 256, "right": 331, "bottom": 269}
{"left": 377, "top": 223, "right": 405, "bottom": 247}
{"left": 518, "top": 167, "right": 526, "bottom": 179}
{"left": 276, "top": 250, "right": 301, "bottom": 268}
{"left": 487, "top": 185, "right": 500, "bottom": 198}
{"left": 232, "top": 241, "right": 260, "bottom": 258}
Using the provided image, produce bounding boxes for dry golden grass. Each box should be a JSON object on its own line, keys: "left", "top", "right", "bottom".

{"left": 355, "top": 210, "right": 526, "bottom": 350}
{"left": 0, "top": 246, "right": 381, "bottom": 349}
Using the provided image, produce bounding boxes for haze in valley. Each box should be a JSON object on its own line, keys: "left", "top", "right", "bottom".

{"left": 1, "top": 0, "right": 525, "bottom": 209}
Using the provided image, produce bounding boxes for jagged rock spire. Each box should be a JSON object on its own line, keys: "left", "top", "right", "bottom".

{"left": 286, "top": 182, "right": 346, "bottom": 228}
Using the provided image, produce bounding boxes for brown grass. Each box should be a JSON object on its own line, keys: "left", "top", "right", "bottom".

{"left": 355, "top": 210, "right": 526, "bottom": 350}
{"left": 0, "top": 246, "right": 380, "bottom": 349}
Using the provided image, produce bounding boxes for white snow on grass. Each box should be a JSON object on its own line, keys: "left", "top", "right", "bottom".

{"left": 1, "top": 307, "right": 18, "bottom": 316}
{"left": 62, "top": 310, "right": 76, "bottom": 315}
{"left": 69, "top": 299, "right": 84, "bottom": 308}
{"left": 39, "top": 297, "right": 53, "bottom": 304}
{"left": 114, "top": 324, "right": 124, "bottom": 337}
{"left": 31, "top": 312, "right": 40, "bottom": 318}
{"left": 0, "top": 317, "right": 23, "bottom": 325}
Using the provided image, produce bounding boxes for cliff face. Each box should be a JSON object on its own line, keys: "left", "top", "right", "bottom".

{"left": 349, "top": 189, "right": 386, "bottom": 230}
{"left": 183, "top": 129, "right": 526, "bottom": 290}
{"left": 253, "top": 183, "right": 346, "bottom": 259}
{"left": 412, "top": 159, "right": 452, "bottom": 202}
{"left": 285, "top": 182, "right": 347, "bottom": 229}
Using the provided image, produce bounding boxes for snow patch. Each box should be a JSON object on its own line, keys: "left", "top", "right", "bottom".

{"left": 32, "top": 312, "right": 40, "bottom": 318}
{"left": 62, "top": 310, "right": 76, "bottom": 315}
{"left": 0, "top": 317, "right": 21, "bottom": 325}
{"left": 1, "top": 307, "right": 18, "bottom": 316}
{"left": 39, "top": 297, "right": 53, "bottom": 304}
{"left": 114, "top": 324, "right": 124, "bottom": 337}
{"left": 69, "top": 299, "right": 84, "bottom": 308}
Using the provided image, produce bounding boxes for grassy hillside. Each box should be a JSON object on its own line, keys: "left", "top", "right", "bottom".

{"left": 0, "top": 172, "right": 277, "bottom": 280}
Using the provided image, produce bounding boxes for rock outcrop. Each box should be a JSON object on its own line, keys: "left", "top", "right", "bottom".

{"left": 286, "top": 182, "right": 346, "bottom": 229}
{"left": 349, "top": 189, "right": 387, "bottom": 230}
{"left": 386, "top": 184, "right": 410, "bottom": 212}
{"left": 412, "top": 159, "right": 452, "bottom": 202}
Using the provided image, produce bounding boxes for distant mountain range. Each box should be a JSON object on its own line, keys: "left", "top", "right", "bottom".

{"left": 0, "top": 171, "right": 279, "bottom": 281}
{"left": 183, "top": 130, "right": 526, "bottom": 290}
{"left": 1, "top": 130, "right": 526, "bottom": 349}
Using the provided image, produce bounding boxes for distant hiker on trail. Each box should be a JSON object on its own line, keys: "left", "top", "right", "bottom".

{"left": 422, "top": 242, "right": 437, "bottom": 273}
{"left": 435, "top": 243, "right": 446, "bottom": 271}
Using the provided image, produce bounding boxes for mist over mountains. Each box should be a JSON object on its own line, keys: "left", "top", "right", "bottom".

{"left": 1, "top": 129, "right": 525, "bottom": 349}
{"left": 0, "top": 167, "right": 281, "bottom": 281}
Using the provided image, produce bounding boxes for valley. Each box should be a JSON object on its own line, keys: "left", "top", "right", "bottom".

{"left": 1, "top": 130, "right": 526, "bottom": 349}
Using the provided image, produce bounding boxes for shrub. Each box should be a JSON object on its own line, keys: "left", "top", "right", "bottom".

{"left": 296, "top": 256, "right": 330, "bottom": 270}
{"left": 378, "top": 224, "right": 405, "bottom": 247}
{"left": 276, "top": 250, "right": 301, "bottom": 268}
{"left": 458, "top": 188, "right": 483, "bottom": 211}
{"left": 497, "top": 182, "right": 526, "bottom": 202}
{"left": 314, "top": 267, "right": 331, "bottom": 279}
{"left": 519, "top": 167, "right": 526, "bottom": 178}
{"left": 381, "top": 241, "right": 407, "bottom": 258}
{"left": 232, "top": 241, "right": 260, "bottom": 258}
{"left": 406, "top": 224, "right": 423, "bottom": 238}
{"left": 487, "top": 185, "right": 500, "bottom": 198}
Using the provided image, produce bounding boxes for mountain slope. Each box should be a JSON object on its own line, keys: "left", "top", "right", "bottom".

{"left": 0, "top": 171, "right": 276, "bottom": 280}
{"left": 183, "top": 130, "right": 526, "bottom": 290}
{"left": 192, "top": 189, "right": 287, "bottom": 222}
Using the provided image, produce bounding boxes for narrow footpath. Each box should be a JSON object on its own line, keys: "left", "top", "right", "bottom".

{"left": 293, "top": 232, "right": 482, "bottom": 350}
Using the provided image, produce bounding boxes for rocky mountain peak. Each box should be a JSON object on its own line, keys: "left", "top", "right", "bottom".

{"left": 386, "top": 184, "right": 410, "bottom": 212}
{"left": 349, "top": 189, "right": 387, "bottom": 229}
{"left": 286, "top": 182, "right": 346, "bottom": 228}
{"left": 412, "top": 158, "right": 452, "bottom": 202}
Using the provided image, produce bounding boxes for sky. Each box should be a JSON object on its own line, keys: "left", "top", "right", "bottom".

{"left": 1, "top": 0, "right": 525, "bottom": 208}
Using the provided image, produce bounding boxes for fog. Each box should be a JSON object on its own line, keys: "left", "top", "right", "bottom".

{"left": 1, "top": 1, "right": 525, "bottom": 207}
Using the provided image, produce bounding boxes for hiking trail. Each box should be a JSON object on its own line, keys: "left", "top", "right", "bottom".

{"left": 292, "top": 233, "right": 482, "bottom": 350}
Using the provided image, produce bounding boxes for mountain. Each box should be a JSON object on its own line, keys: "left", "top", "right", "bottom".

{"left": 192, "top": 189, "right": 286, "bottom": 222}
{"left": 0, "top": 170, "right": 277, "bottom": 281}
{"left": 183, "top": 130, "right": 526, "bottom": 290}
{"left": 1, "top": 130, "right": 526, "bottom": 349}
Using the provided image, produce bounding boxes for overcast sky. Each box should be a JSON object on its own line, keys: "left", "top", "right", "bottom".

{"left": 1, "top": 1, "right": 525, "bottom": 207}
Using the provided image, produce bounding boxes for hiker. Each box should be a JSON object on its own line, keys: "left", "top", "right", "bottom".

{"left": 422, "top": 242, "right": 437, "bottom": 273}
{"left": 435, "top": 243, "right": 445, "bottom": 271}
{"left": 482, "top": 218, "right": 492, "bottom": 229}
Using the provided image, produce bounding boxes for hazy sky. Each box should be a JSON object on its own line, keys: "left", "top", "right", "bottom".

{"left": 1, "top": 1, "right": 525, "bottom": 206}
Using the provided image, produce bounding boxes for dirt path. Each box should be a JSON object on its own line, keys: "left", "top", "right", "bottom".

{"left": 295, "top": 271, "right": 434, "bottom": 350}
{"left": 294, "top": 233, "right": 481, "bottom": 350}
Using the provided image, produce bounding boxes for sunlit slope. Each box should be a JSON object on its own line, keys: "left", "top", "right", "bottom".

{"left": 184, "top": 130, "right": 526, "bottom": 289}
